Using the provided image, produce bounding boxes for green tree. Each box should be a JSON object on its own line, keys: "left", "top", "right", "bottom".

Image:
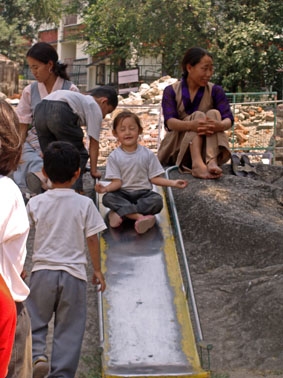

{"left": 83, "top": 0, "right": 212, "bottom": 75}
{"left": 83, "top": 0, "right": 140, "bottom": 70}
{"left": 83, "top": 0, "right": 282, "bottom": 93}
{"left": 209, "top": 0, "right": 283, "bottom": 92}
{"left": 0, "top": 0, "right": 64, "bottom": 62}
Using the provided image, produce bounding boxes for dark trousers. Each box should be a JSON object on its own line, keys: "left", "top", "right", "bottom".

{"left": 102, "top": 189, "right": 163, "bottom": 217}
{"left": 34, "top": 100, "right": 89, "bottom": 191}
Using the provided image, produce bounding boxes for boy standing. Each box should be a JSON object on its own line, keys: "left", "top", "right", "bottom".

{"left": 26, "top": 141, "right": 106, "bottom": 378}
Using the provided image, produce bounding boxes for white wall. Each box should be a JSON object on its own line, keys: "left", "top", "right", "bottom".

{"left": 76, "top": 42, "right": 88, "bottom": 60}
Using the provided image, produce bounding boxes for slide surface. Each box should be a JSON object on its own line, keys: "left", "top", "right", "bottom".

{"left": 98, "top": 185, "right": 209, "bottom": 378}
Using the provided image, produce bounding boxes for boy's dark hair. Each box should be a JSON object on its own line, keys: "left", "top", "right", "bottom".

{"left": 113, "top": 110, "right": 143, "bottom": 132}
{"left": 43, "top": 141, "right": 80, "bottom": 183}
{"left": 0, "top": 99, "right": 22, "bottom": 175}
{"left": 87, "top": 85, "right": 118, "bottom": 108}
{"left": 27, "top": 42, "right": 70, "bottom": 80}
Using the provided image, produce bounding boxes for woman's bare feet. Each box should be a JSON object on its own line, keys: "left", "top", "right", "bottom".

{"left": 207, "top": 159, "right": 222, "bottom": 176}
{"left": 192, "top": 163, "right": 221, "bottom": 179}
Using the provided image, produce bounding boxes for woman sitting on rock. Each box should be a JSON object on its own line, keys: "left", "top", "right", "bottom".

{"left": 158, "top": 46, "right": 234, "bottom": 179}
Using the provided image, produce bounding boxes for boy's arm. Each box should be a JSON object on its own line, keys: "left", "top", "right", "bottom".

{"left": 95, "top": 179, "right": 122, "bottom": 194}
{"left": 86, "top": 234, "right": 106, "bottom": 292}
{"left": 150, "top": 175, "right": 188, "bottom": 189}
{"left": 89, "top": 137, "right": 101, "bottom": 179}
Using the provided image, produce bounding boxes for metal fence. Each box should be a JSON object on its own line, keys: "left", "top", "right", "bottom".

{"left": 226, "top": 92, "right": 278, "bottom": 161}
{"left": 97, "top": 94, "right": 281, "bottom": 166}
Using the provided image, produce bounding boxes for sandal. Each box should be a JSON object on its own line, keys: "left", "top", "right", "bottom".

{"left": 231, "top": 154, "right": 246, "bottom": 177}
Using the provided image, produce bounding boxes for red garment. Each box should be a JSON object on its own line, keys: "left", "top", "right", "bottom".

{"left": 0, "top": 274, "right": 16, "bottom": 378}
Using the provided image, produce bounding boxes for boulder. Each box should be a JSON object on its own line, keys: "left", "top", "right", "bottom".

{"left": 169, "top": 163, "right": 283, "bottom": 375}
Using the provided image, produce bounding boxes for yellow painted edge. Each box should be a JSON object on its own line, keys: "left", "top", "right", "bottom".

{"left": 102, "top": 373, "right": 210, "bottom": 378}
{"left": 156, "top": 187, "right": 207, "bottom": 375}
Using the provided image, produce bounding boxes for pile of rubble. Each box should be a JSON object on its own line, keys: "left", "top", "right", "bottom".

{"left": 228, "top": 104, "right": 275, "bottom": 150}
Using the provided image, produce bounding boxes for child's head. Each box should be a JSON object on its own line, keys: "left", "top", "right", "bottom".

{"left": 113, "top": 111, "right": 143, "bottom": 132}
{"left": 87, "top": 86, "right": 118, "bottom": 117}
{"left": 43, "top": 141, "right": 80, "bottom": 184}
{"left": 0, "top": 99, "right": 22, "bottom": 176}
{"left": 112, "top": 111, "right": 143, "bottom": 148}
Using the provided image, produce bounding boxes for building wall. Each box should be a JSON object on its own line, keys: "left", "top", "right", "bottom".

{"left": 38, "top": 17, "right": 163, "bottom": 90}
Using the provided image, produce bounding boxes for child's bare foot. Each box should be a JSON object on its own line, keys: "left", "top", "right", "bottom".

{"left": 192, "top": 164, "right": 221, "bottom": 179}
{"left": 109, "top": 211, "right": 123, "bottom": 228}
{"left": 207, "top": 160, "right": 222, "bottom": 176}
{"left": 135, "top": 215, "right": 155, "bottom": 234}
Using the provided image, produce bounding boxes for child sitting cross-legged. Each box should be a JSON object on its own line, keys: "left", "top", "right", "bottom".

{"left": 95, "top": 110, "right": 188, "bottom": 234}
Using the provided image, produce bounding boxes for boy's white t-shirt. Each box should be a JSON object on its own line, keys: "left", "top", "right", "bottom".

{"left": 26, "top": 188, "right": 107, "bottom": 281}
{"left": 0, "top": 176, "right": 30, "bottom": 302}
{"left": 42, "top": 90, "right": 103, "bottom": 142}
{"left": 105, "top": 144, "right": 164, "bottom": 191}
{"left": 15, "top": 77, "right": 79, "bottom": 125}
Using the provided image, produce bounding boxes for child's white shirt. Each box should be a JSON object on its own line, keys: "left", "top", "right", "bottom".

{"left": 26, "top": 188, "right": 106, "bottom": 281}
{"left": 105, "top": 145, "right": 164, "bottom": 191}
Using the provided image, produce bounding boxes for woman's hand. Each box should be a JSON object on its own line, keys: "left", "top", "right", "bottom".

{"left": 196, "top": 117, "right": 221, "bottom": 135}
{"left": 197, "top": 116, "right": 231, "bottom": 135}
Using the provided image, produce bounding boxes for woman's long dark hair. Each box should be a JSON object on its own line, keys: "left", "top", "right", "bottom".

{"left": 26, "top": 42, "right": 70, "bottom": 80}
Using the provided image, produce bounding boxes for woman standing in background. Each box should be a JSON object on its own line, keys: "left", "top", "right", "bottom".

{"left": 13, "top": 42, "right": 79, "bottom": 195}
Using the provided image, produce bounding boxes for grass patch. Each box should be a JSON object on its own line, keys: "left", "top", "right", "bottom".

{"left": 211, "top": 373, "right": 230, "bottom": 378}
{"left": 78, "top": 348, "right": 103, "bottom": 378}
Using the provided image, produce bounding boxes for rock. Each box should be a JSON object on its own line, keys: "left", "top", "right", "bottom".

{"left": 168, "top": 163, "right": 283, "bottom": 375}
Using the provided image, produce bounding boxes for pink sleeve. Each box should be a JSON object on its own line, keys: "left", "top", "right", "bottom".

{"left": 70, "top": 83, "right": 80, "bottom": 92}
{"left": 15, "top": 85, "right": 33, "bottom": 125}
